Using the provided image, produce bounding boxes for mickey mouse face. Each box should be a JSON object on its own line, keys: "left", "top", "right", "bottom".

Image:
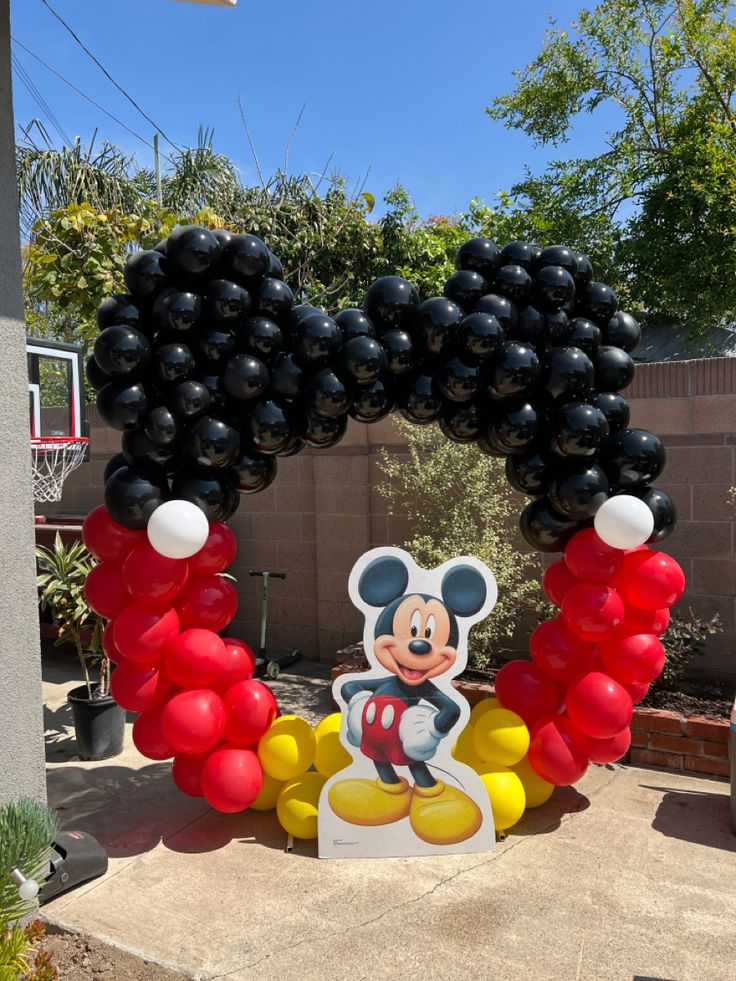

{"left": 374, "top": 595, "right": 456, "bottom": 686}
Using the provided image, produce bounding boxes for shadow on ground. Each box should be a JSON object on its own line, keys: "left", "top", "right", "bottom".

{"left": 511, "top": 784, "right": 591, "bottom": 837}
{"left": 644, "top": 783, "right": 735, "bottom": 852}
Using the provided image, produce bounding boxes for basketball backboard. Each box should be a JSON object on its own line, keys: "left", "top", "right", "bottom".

{"left": 26, "top": 338, "right": 86, "bottom": 440}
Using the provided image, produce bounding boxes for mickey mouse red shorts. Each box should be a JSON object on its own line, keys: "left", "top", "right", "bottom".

{"left": 360, "top": 694, "right": 412, "bottom": 766}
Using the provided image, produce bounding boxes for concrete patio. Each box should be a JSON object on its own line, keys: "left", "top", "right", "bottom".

{"left": 42, "top": 652, "right": 736, "bottom": 981}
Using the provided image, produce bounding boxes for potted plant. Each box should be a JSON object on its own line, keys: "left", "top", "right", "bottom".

{"left": 36, "top": 533, "right": 125, "bottom": 760}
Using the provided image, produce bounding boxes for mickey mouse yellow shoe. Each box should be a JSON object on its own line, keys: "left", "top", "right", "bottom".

{"left": 409, "top": 780, "right": 483, "bottom": 845}
{"left": 328, "top": 776, "right": 412, "bottom": 826}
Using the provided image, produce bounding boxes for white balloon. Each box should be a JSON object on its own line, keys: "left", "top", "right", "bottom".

{"left": 18, "top": 878, "right": 39, "bottom": 901}
{"left": 147, "top": 500, "right": 209, "bottom": 559}
{"left": 594, "top": 495, "right": 654, "bottom": 550}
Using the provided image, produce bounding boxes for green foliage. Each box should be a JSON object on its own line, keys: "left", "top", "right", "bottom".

{"left": 0, "top": 799, "right": 58, "bottom": 981}
{"left": 376, "top": 421, "right": 545, "bottom": 669}
{"left": 488, "top": 0, "right": 736, "bottom": 335}
{"left": 36, "top": 534, "right": 108, "bottom": 699}
{"left": 655, "top": 606, "right": 724, "bottom": 690}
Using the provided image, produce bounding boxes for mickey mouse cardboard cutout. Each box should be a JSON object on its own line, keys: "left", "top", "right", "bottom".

{"left": 319, "top": 547, "right": 498, "bottom": 859}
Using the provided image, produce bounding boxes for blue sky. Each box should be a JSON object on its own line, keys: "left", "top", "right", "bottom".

{"left": 10, "top": 0, "right": 613, "bottom": 217}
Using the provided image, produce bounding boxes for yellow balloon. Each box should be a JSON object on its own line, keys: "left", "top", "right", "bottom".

{"left": 473, "top": 707, "right": 530, "bottom": 767}
{"left": 452, "top": 724, "right": 484, "bottom": 770}
{"left": 250, "top": 771, "right": 285, "bottom": 811}
{"left": 258, "top": 715, "right": 316, "bottom": 781}
{"left": 511, "top": 755, "right": 555, "bottom": 809}
{"left": 477, "top": 763, "right": 526, "bottom": 833}
{"left": 469, "top": 696, "right": 500, "bottom": 725}
{"left": 276, "top": 772, "right": 326, "bottom": 840}
{"left": 313, "top": 713, "right": 351, "bottom": 777}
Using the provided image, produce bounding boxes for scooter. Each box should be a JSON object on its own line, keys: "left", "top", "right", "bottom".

{"left": 249, "top": 570, "right": 302, "bottom": 679}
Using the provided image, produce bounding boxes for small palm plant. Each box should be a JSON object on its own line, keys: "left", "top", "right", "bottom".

{"left": 36, "top": 534, "right": 108, "bottom": 699}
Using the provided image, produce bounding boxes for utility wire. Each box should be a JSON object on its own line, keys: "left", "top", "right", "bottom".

{"left": 11, "top": 53, "right": 72, "bottom": 147}
{"left": 11, "top": 36, "right": 176, "bottom": 166}
{"left": 37, "top": 0, "right": 181, "bottom": 152}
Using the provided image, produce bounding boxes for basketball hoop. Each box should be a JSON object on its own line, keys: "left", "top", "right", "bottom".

{"left": 31, "top": 436, "right": 89, "bottom": 503}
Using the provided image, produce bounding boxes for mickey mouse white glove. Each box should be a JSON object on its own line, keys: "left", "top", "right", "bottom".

{"left": 398, "top": 705, "right": 442, "bottom": 761}
{"left": 345, "top": 691, "right": 372, "bottom": 747}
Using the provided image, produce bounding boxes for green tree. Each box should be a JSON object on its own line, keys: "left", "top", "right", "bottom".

{"left": 488, "top": 0, "right": 736, "bottom": 333}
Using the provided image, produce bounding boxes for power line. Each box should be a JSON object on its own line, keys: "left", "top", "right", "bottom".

{"left": 11, "top": 52, "right": 72, "bottom": 147}
{"left": 37, "top": 0, "right": 181, "bottom": 152}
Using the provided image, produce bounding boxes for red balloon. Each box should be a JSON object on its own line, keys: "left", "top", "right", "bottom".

{"left": 494, "top": 660, "right": 561, "bottom": 725}
{"left": 564, "top": 529, "right": 622, "bottom": 581}
{"left": 187, "top": 522, "right": 237, "bottom": 577}
{"left": 543, "top": 560, "right": 578, "bottom": 607}
{"left": 201, "top": 746, "right": 263, "bottom": 813}
{"left": 217, "top": 638, "right": 256, "bottom": 688}
{"left": 528, "top": 715, "right": 589, "bottom": 786}
{"left": 82, "top": 505, "right": 146, "bottom": 563}
{"left": 562, "top": 582, "right": 625, "bottom": 642}
{"left": 223, "top": 680, "right": 279, "bottom": 746}
{"left": 122, "top": 544, "right": 189, "bottom": 604}
{"left": 113, "top": 602, "right": 179, "bottom": 665}
{"left": 132, "top": 704, "right": 175, "bottom": 760}
{"left": 166, "top": 628, "right": 227, "bottom": 689}
{"left": 172, "top": 748, "right": 215, "bottom": 797}
{"left": 624, "top": 606, "right": 670, "bottom": 637}
{"left": 587, "top": 726, "right": 632, "bottom": 764}
{"left": 614, "top": 550, "right": 685, "bottom": 611}
{"left": 102, "top": 620, "right": 125, "bottom": 664}
{"left": 599, "top": 631, "right": 665, "bottom": 685}
{"left": 110, "top": 661, "right": 171, "bottom": 712}
{"left": 565, "top": 671, "right": 633, "bottom": 739}
{"left": 530, "top": 617, "right": 596, "bottom": 682}
{"left": 84, "top": 562, "right": 130, "bottom": 620}
{"left": 162, "top": 689, "right": 226, "bottom": 754}
{"left": 176, "top": 576, "right": 238, "bottom": 632}
{"left": 624, "top": 680, "right": 649, "bottom": 703}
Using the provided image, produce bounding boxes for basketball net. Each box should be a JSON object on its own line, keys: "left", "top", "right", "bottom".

{"left": 31, "top": 437, "right": 89, "bottom": 503}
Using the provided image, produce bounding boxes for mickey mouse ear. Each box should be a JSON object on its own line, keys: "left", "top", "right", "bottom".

{"left": 358, "top": 555, "right": 409, "bottom": 607}
{"left": 441, "top": 565, "right": 487, "bottom": 617}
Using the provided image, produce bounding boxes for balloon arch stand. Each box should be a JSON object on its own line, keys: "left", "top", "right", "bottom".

{"left": 82, "top": 228, "right": 684, "bottom": 843}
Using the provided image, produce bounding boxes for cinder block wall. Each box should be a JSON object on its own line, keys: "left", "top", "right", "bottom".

{"left": 39, "top": 357, "right": 736, "bottom": 675}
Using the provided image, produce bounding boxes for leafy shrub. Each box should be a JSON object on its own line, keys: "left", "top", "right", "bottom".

{"left": 654, "top": 607, "right": 724, "bottom": 692}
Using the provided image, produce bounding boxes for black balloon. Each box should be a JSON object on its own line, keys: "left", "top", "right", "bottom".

{"left": 473, "top": 293, "right": 518, "bottom": 334}
{"left": 456, "top": 237, "right": 499, "bottom": 280}
{"left": 94, "top": 325, "right": 150, "bottom": 378}
{"left": 499, "top": 241, "right": 537, "bottom": 270}
{"left": 549, "top": 401, "right": 609, "bottom": 458}
{"left": 594, "top": 345, "right": 635, "bottom": 392}
{"left": 558, "top": 317, "right": 602, "bottom": 356}
{"left": 123, "top": 250, "right": 169, "bottom": 301}
{"left": 212, "top": 228, "right": 235, "bottom": 252}
{"left": 335, "top": 308, "right": 377, "bottom": 340}
{"left": 544, "top": 310, "right": 570, "bottom": 345}
{"left": 144, "top": 405, "right": 178, "bottom": 446}
{"left": 86, "top": 355, "right": 110, "bottom": 392}
{"left": 604, "top": 311, "right": 641, "bottom": 352}
{"left": 589, "top": 391, "right": 630, "bottom": 433}
{"left": 520, "top": 497, "right": 581, "bottom": 553}
{"left": 308, "top": 369, "right": 350, "bottom": 418}
{"left": 197, "top": 326, "right": 237, "bottom": 365}
{"left": 241, "top": 316, "right": 283, "bottom": 363}
{"left": 486, "top": 342, "right": 541, "bottom": 401}
{"left": 548, "top": 463, "right": 609, "bottom": 520}
{"left": 302, "top": 410, "right": 348, "bottom": 448}
{"left": 458, "top": 313, "right": 505, "bottom": 360}
{"left": 247, "top": 399, "right": 294, "bottom": 454}
{"left": 184, "top": 415, "right": 241, "bottom": 469}
{"left": 640, "top": 486, "right": 677, "bottom": 543}
{"left": 349, "top": 379, "right": 394, "bottom": 423}
{"left": 438, "top": 356, "right": 481, "bottom": 402}
{"left": 198, "top": 371, "right": 228, "bottom": 409}
{"left": 171, "top": 470, "right": 238, "bottom": 522}
{"left": 230, "top": 451, "right": 277, "bottom": 494}
{"left": 155, "top": 343, "right": 195, "bottom": 386}
{"left": 363, "top": 276, "right": 419, "bottom": 334}
{"left": 339, "top": 335, "right": 387, "bottom": 384}
{"left": 583, "top": 282, "right": 618, "bottom": 325}
{"left": 105, "top": 465, "right": 168, "bottom": 529}
{"left": 166, "top": 226, "right": 222, "bottom": 280}
{"left": 487, "top": 401, "right": 539, "bottom": 454}
{"left": 122, "top": 428, "right": 177, "bottom": 472}
{"left": 153, "top": 288, "right": 202, "bottom": 334}
{"left": 505, "top": 451, "right": 550, "bottom": 496}
{"left": 439, "top": 401, "right": 485, "bottom": 442}
{"left": 276, "top": 433, "right": 306, "bottom": 458}
{"left": 543, "top": 346, "right": 594, "bottom": 404}
{"left": 168, "top": 380, "right": 211, "bottom": 420}
{"left": 381, "top": 329, "right": 415, "bottom": 376}
{"left": 493, "top": 264, "right": 532, "bottom": 304}
{"left": 399, "top": 373, "right": 443, "bottom": 424}
{"left": 532, "top": 265, "right": 575, "bottom": 312}
{"left": 573, "top": 254, "right": 593, "bottom": 290}
{"left": 535, "top": 245, "right": 578, "bottom": 277}
{"left": 97, "top": 381, "right": 148, "bottom": 431}
{"left": 476, "top": 433, "right": 506, "bottom": 457}
{"left": 602, "top": 428, "right": 665, "bottom": 490}
{"left": 206, "top": 280, "right": 251, "bottom": 331}
{"left": 269, "top": 352, "right": 306, "bottom": 400}
{"left": 223, "top": 354, "right": 269, "bottom": 401}
{"left": 97, "top": 294, "right": 141, "bottom": 331}
{"left": 416, "top": 297, "right": 463, "bottom": 356}
{"left": 153, "top": 239, "right": 167, "bottom": 255}
{"left": 444, "top": 270, "right": 488, "bottom": 311}
{"left": 292, "top": 314, "right": 342, "bottom": 366}
{"left": 257, "top": 277, "right": 294, "bottom": 322}
{"left": 289, "top": 304, "right": 322, "bottom": 329}
{"left": 103, "top": 452, "right": 127, "bottom": 483}
{"left": 514, "top": 306, "right": 545, "bottom": 344}
{"left": 222, "top": 233, "right": 271, "bottom": 283}
{"left": 267, "top": 251, "right": 284, "bottom": 280}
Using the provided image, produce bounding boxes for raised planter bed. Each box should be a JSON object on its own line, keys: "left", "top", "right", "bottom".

{"left": 332, "top": 646, "right": 731, "bottom": 779}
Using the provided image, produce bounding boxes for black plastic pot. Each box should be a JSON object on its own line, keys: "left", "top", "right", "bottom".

{"left": 67, "top": 685, "right": 125, "bottom": 761}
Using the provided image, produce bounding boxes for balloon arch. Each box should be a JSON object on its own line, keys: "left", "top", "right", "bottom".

{"left": 81, "top": 228, "right": 685, "bottom": 829}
